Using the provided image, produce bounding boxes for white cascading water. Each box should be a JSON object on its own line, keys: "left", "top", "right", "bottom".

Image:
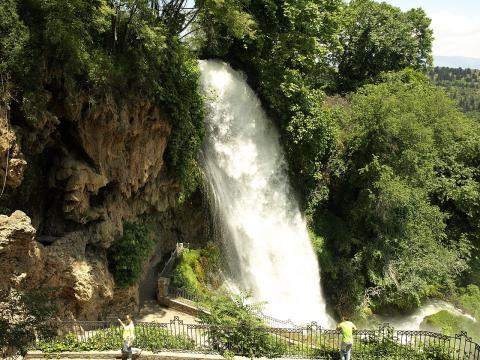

{"left": 381, "top": 300, "right": 476, "bottom": 331}
{"left": 199, "top": 60, "right": 333, "bottom": 327}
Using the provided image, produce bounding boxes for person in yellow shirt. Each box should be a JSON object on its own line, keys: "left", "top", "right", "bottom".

{"left": 336, "top": 316, "right": 357, "bottom": 360}
{"left": 118, "top": 315, "right": 142, "bottom": 359}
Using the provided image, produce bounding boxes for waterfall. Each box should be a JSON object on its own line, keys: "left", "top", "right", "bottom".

{"left": 199, "top": 60, "right": 333, "bottom": 326}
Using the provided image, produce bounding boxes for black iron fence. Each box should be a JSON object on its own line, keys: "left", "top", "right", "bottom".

{"left": 35, "top": 317, "right": 480, "bottom": 359}
{"left": 167, "top": 286, "right": 300, "bottom": 329}
{"left": 168, "top": 286, "right": 203, "bottom": 304}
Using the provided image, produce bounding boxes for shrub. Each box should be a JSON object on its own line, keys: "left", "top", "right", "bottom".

{"left": 170, "top": 242, "right": 220, "bottom": 293}
{"left": 198, "top": 293, "right": 284, "bottom": 358}
{"left": 136, "top": 326, "right": 195, "bottom": 351}
{"left": 0, "top": 289, "right": 57, "bottom": 356}
{"left": 37, "top": 326, "right": 194, "bottom": 353}
{"left": 107, "top": 222, "right": 155, "bottom": 288}
{"left": 170, "top": 249, "right": 203, "bottom": 293}
{"left": 37, "top": 328, "right": 123, "bottom": 353}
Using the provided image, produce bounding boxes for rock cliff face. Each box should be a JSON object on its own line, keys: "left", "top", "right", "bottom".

{"left": 0, "top": 94, "right": 208, "bottom": 319}
{"left": 0, "top": 105, "right": 27, "bottom": 189}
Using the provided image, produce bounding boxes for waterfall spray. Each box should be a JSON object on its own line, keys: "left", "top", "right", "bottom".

{"left": 199, "top": 60, "right": 333, "bottom": 326}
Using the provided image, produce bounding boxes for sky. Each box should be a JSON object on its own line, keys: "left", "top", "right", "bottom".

{"left": 378, "top": 0, "right": 480, "bottom": 58}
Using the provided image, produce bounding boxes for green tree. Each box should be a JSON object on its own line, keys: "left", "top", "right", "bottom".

{"left": 0, "top": 0, "right": 28, "bottom": 80}
{"left": 312, "top": 71, "right": 473, "bottom": 312}
{"left": 335, "top": 0, "right": 433, "bottom": 92}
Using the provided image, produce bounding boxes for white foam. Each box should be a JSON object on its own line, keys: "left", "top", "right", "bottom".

{"left": 200, "top": 60, "right": 333, "bottom": 327}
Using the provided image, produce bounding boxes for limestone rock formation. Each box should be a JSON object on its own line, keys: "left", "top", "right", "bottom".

{"left": 0, "top": 94, "right": 209, "bottom": 320}
{"left": 0, "top": 211, "right": 41, "bottom": 290}
{"left": 0, "top": 105, "right": 27, "bottom": 189}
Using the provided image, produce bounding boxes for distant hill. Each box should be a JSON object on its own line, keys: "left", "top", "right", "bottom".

{"left": 429, "top": 66, "right": 480, "bottom": 113}
{"left": 434, "top": 56, "right": 480, "bottom": 70}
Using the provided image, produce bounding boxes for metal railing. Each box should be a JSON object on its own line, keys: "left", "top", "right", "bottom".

{"left": 167, "top": 286, "right": 299, "bottom": 328}
{"left": 168, "top": 286, "right": 203, "bottom": 304}
{"left": 36, "top": 318, "right": 480, "bottom": 359}
{"left": 253, "top": 311, "right": 299, "bottom": 329}
{"left": 159, "top": 243, "right": 188, "bottom": 278}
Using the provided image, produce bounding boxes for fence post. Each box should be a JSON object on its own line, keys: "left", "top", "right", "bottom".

{"left": 157, "top": 277, "right": 170, "bottom": 302}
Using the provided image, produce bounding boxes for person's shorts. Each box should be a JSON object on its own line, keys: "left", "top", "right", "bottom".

{"left": 341, "top": 342, "right": 353, "bottom": 352}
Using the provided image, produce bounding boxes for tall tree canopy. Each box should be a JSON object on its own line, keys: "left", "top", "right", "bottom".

{"left": 334, "top": 0, "right": 433, "bottom": 92}
{"left": 311, "top": 72, "right": 479, "bottom": 313}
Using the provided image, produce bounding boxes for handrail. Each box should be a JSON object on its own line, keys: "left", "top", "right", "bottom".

{"left": 159, "top": 243, "right": 187, "bottom": 278}
{"left": 167, "top": 285, "right": 299, "bottom": 328}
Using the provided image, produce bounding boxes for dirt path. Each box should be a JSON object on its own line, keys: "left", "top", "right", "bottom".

{"left": 137, "top": 301, "right": 198, "bottom": 324}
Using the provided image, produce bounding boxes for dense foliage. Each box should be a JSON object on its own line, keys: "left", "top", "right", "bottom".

{"left": 170, "top": 242, "right": 220, "bottom": 293}
{"left": 429, "top": 67, "right": 480, "bottom": 113}
{"left": 0, "top": 0, "right": 27, "bottom": 81}
{"left": 0, "top": 0, "right": 205, "bottom": 196}
{"left": 107, "top": 222, "right": 156, "bottom": 288}
{"left": 0, "top": 289, "right": 57, "bottom": 356}
{"left": 312, "top": 73, "right": 480, "bottom": 313}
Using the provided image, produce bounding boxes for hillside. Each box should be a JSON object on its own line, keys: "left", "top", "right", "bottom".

{"left": 429, "top": 66, "right": 480, "bottom": 113}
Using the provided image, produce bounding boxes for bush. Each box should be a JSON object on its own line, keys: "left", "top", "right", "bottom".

{"left": 170, "top": 249, "right": 204, "bottom": 293}
{"left": 0, "top": 289, "right": 57, "bottom": 356}
{"left": 107, "top": 222, "right": 155, "bottom": 288}
{"left": 136, "top": 326, "right": 194, "bottom": 351}
{"left": 170, "top": 242, "right": 220, "bottom": 293}
{"left": 198, "top": 293, "right": 285, "bottom": 358}
{"left": 37, "top": 326, "right": 194, "bottom": 353}
{"left": 37, "top": 328, "right": 122, "bottom": 353}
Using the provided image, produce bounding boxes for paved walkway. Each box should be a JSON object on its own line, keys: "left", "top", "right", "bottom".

{"left": 25, "top": 350, "right": 290, "bottom": 360}
{"left": 137, "top": 301, "right": 198, "bottom": 324}
{"left": 25, "top": 351, "right": 252, "bottom": 359}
